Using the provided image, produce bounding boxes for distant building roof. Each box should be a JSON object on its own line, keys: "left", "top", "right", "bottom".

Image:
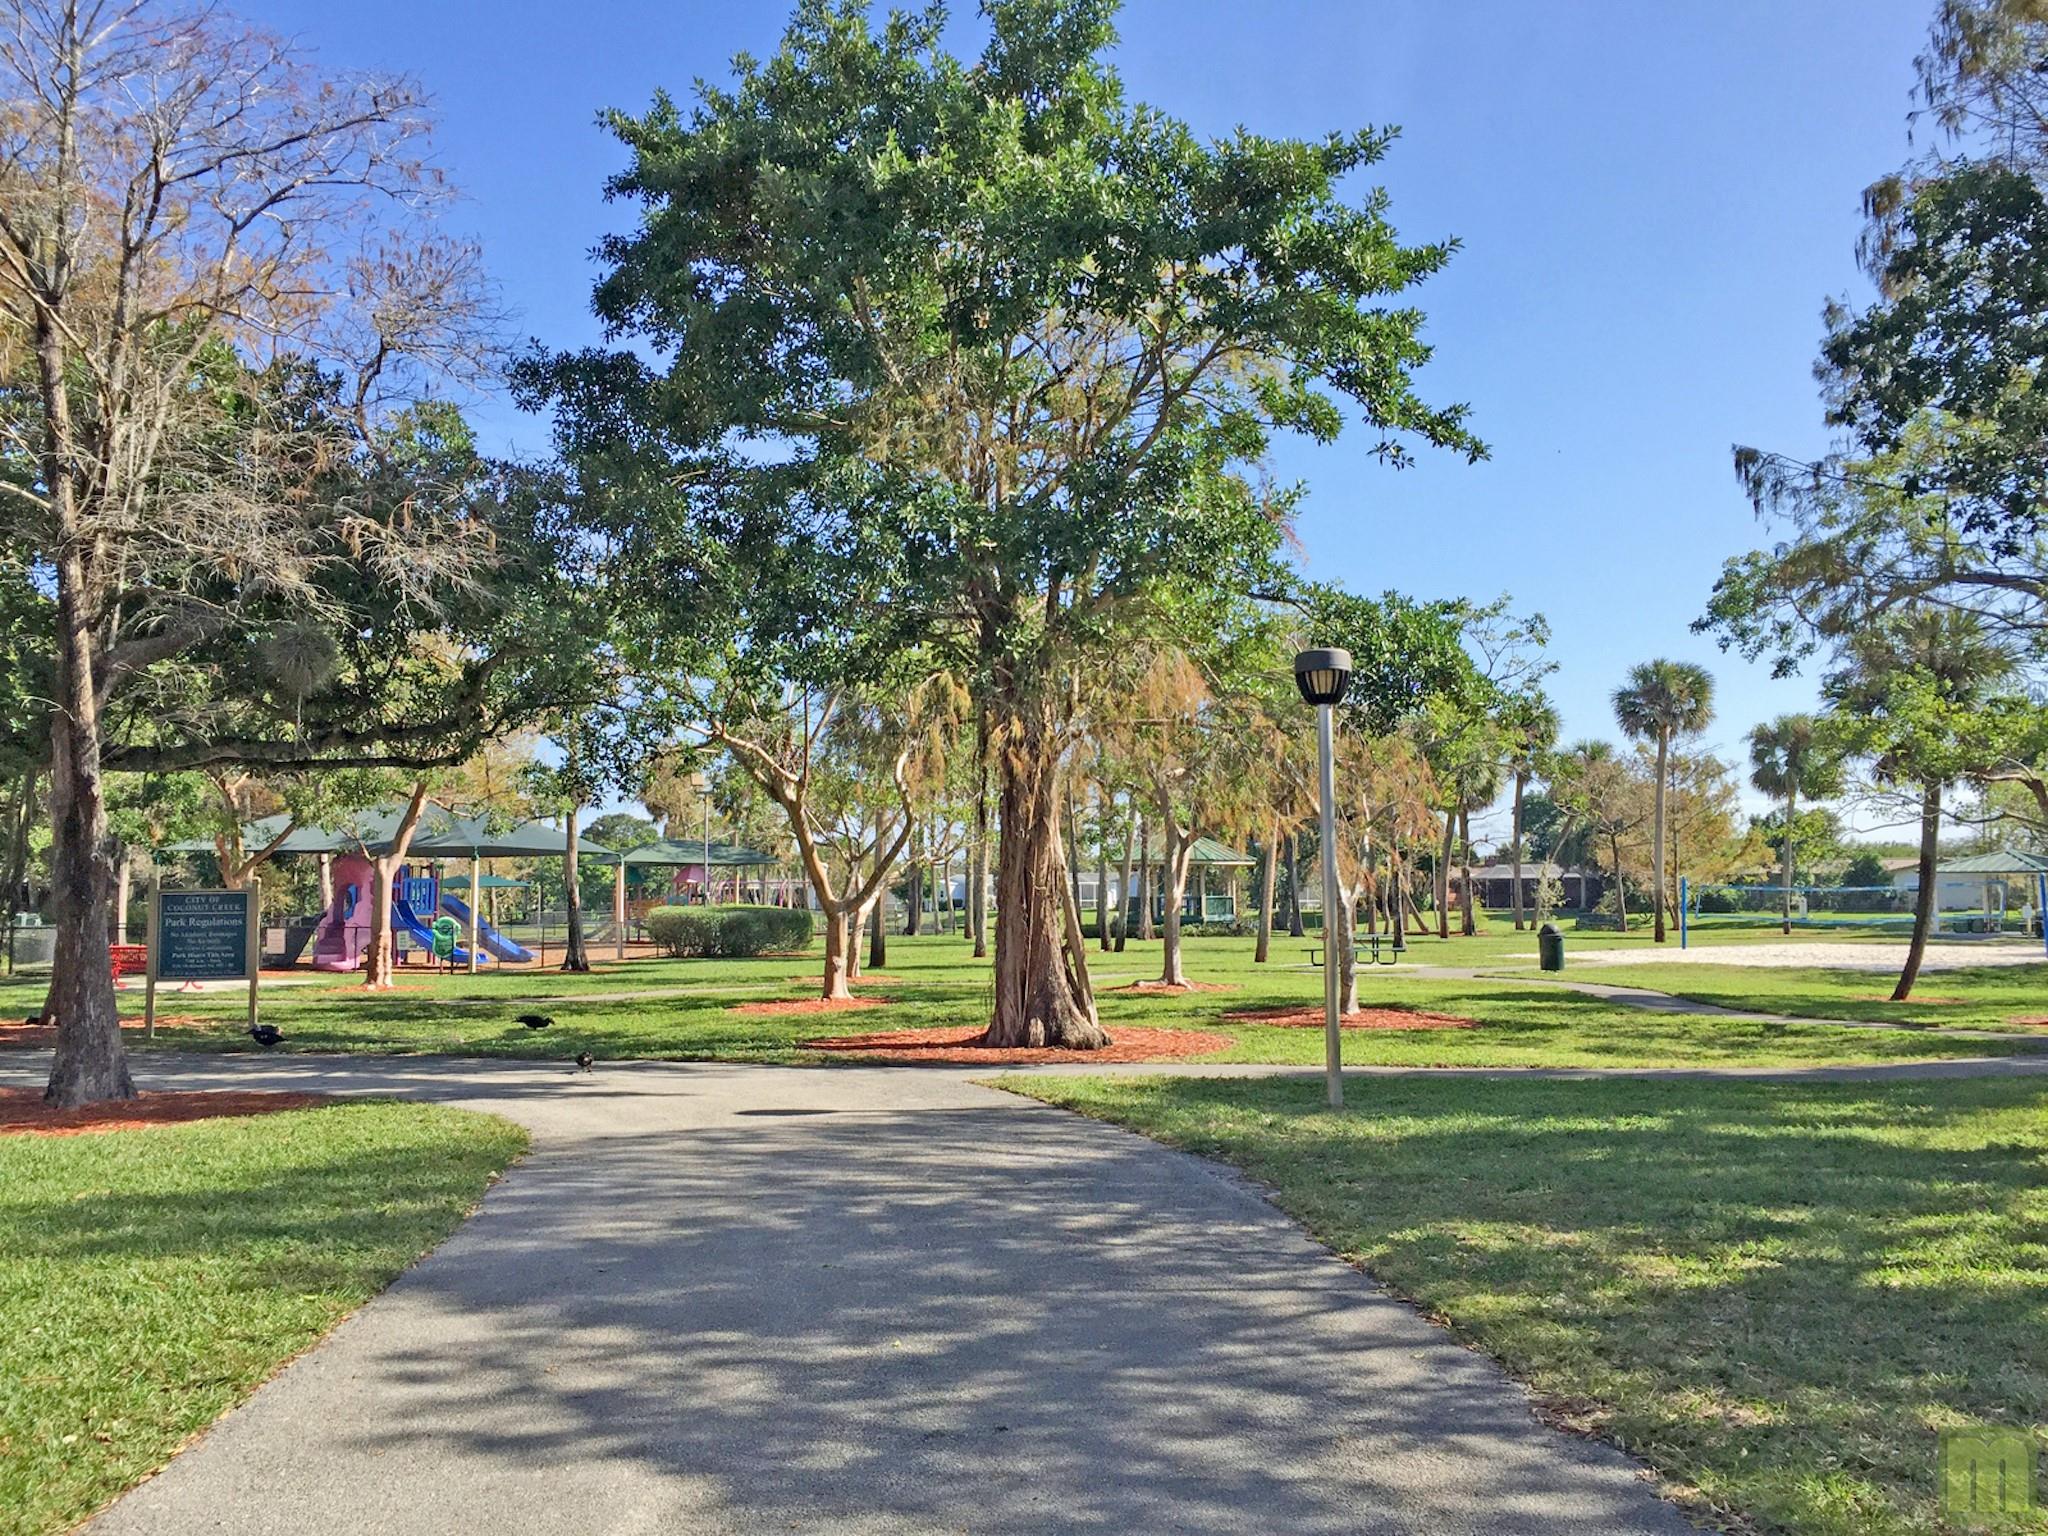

{"left": 1465, "top": 861, "right": 1580, "bottom": 881}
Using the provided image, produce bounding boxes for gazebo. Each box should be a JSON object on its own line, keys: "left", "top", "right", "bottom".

{"left": 1101, "top": 836, "right": 1255, "bottom": 924}
{"left": 1929, "top": 849, "right": 2048, "bottom": 934}
{"left": 620, "top": 838, "right": 785, "bottom": 911}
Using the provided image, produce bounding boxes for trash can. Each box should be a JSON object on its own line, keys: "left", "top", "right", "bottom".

{"left": 1538, "top": 922, "right": 1564, "bottom": 972}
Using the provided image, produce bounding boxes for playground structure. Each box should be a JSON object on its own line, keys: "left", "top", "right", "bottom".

{"left": 309, "top": 854, "right": 535, "bottom": 971}
{"left": 162, "top": 806, "right": 784, "bottom": 974}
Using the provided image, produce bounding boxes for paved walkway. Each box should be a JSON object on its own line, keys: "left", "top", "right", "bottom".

{"left": 5, "top": 1054, "right": 1697, "bottom": 1536}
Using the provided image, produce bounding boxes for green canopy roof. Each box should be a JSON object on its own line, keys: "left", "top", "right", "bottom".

{"left": 165, "top": 805, "right": 617, "bottom": 861}
{"left": 1937, "top": 849, "right": 2048, "bottom": 877}
{"left": 1099, "top": 836, "right": 1252, "bottom": 867}
{"left": 622, "top": 837, "right": 779, "bottom": 869}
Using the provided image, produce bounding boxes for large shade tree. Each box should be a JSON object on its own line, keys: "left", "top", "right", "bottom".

{"left": 0, "top": 2, "right": 601, "bottom": 1103}
{"left": 528, "top": 0, "right": 1482, "bottom": 1047}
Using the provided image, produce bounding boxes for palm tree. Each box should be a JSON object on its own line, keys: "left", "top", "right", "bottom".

{"left": 1504, "top": 693, "right": 1560, "bottom": 930}
{"left": 1613, "top": 661, "right": 1715, "bottom": 942}
{"left": 1747, "top": 714, "right": 1841, "bottom": 935}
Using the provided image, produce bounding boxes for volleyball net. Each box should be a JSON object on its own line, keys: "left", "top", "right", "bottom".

{"left": 1677, "top": 875, "right": 2048, "bottom": 947}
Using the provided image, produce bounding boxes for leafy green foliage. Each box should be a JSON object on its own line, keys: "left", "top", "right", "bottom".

{"left": 644, "top": 903, "right": 815, "bottom": 957}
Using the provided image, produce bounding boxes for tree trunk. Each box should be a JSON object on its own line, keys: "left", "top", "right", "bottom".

{"left": 43, "top": 548, "right": 132, "bottom": 1105}
{"left": 1436, "top": 811, "right": 1456, "bottom": 940}
{"left": 1157, "top": 823, "right": 1193, "bottom": 988}
{"left": 318, "top": 852, "right": 335, "bottom": 913}
{"left": 985, "top": 711, "right": 1106, "bottom": 1049}
{"left": 1893, "top": 783, "right": 1942, "bottom": 1002}
{"left": 2, "top": 772, "right": 37, "bottom": 978}
{"left": 1254, "top": 833, "right": 1277, "bottom": 963}
{"left": 1459, "top": 807, "right": 1476, "bottom": 936}
{"left": 1652, "top": 731, "right": 1670, "bottom": 943}
{"left": 822, "top": 908, "right": 854, "bottom": 1000}
{"left": 1511, "top": 771, "right": 1527, "bottom": 930}
{"left": 561, "top": 803, "right": 589, "bottom": 972}
{"left": 1136, "top": 814, "right": 1154, "bottom": 941}
{"left": 869, "top": 889, "right": 888, "bottom": 971}
{"left": 113, "top": 845, "right": 133, "bottom": 944}
{"left": 1780, "top": 787, "right": 1797, "bottom": 935}
{"left": 1284, "top": 831, "right": 1306, "bottom": 938}
{"left": 364, "top": 781, "right": 432, "bottom": 990}
{"left": 971, "top": 707, "right": 990, "bottom": 959}
{"left": 1113, "top": 802, "right": 1135, "bottom": 952}
{"left": 904, "top": 839, "right": 922, "bottom": 936}
{"left": 1609, "top": 833, "right": 1630, "bottom": 932}
{"left": 1094, "top": 788, "right": 1111, "bottom": 951}
{"left": 1336, "top": 886, "right": 1360, "bottom": 1015}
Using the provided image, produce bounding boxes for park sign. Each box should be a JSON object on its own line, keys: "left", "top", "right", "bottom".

{"left": 145, "top": 880, "right": 262, "bottom": 1039}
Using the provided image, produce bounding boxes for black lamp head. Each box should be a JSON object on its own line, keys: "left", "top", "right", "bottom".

{"left": 1292, "top": 647, "right": 1354, "bottom": 707}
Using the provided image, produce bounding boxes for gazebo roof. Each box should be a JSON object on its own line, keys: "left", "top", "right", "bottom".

{"left": 1101, "top": 836, "right": 1252, "bottom": 867}
{"left": 165, "top": 805, "right": 617, "bottom": 861}
{"left": 1937, "top": 849, "right": 2048, "bottom": 877}
{"left": 621, "top": 837, "right": 779, "bottom": 869}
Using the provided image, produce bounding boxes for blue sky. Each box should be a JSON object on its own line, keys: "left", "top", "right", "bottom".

{"left": 262, "top": 0, "right": 1928, "bottom": 834}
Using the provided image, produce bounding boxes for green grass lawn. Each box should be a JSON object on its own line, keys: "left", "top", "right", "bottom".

{"left": 1512, "top": 961, "right": 2048, "bottom": 1033}
{"left": 1001, "top": 1072, "right": 2048, "bottom": 1536}
{"left": 0, "top": 1101, "right": 526, "bottom": 1536}
{"left": 1, "top": 933, "right": 2036, "bottom": 1070}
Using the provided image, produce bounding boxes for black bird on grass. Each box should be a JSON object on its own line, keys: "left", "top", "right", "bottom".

{"left": 248, "top": 1024, "right": 283, "bottom": 1049}
{"left": 575, "top": 1051, "right": 594, "bottom": 1074}
{"left": 516, "top": 1012, "right": 554, "bottom": 1030}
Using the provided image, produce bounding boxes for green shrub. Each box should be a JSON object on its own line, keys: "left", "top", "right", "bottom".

{"left": 644, "top": 904, "right": 813, "bottom": 957}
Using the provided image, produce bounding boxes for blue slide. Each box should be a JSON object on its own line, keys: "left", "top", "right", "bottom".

{"left": 392, "top": 894, "right": 485, "bottom": 967}
{"left": 438, "top": 894, "right": 535, "bottom": 964}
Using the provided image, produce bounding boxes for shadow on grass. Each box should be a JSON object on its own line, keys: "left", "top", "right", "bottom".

{"left": 1034, "top": 1072, "right": 2048, "bottom": 1534}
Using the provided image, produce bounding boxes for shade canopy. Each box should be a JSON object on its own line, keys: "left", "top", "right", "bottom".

{"left": 621, "top": 837, "right": 779, "bottom": 869}
{"left": 442, "top": 873, "right": 530, "bottom": 891}
{"left": 165, "top": 804, "right": 617, "bottom": 862}
{"left": 1937, "top": 849, "right": 2048, "bottom": 878}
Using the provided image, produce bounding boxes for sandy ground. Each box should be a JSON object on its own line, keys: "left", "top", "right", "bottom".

{"left": 1559, "top": 940, "right": 2047, "bottom": 971}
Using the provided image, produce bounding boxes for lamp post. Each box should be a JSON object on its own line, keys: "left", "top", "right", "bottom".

{"left": 1294, "top": 648, "right": 1354, "bottom": 1109}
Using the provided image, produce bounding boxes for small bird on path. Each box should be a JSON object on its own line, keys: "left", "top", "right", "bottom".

{"left": 248, "top": 1024, "right": 283, "bottom": 1049}
{"left": 517, "top": 1012, "right": 554, "bottom": 1030}
{"left": 575, "top": 1051, "right": 594, "bottom": 1073}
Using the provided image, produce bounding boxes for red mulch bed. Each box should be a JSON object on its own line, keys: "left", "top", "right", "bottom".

{"left": 0, "top": 1016, "right": 216, "bottom": 1048}
{"left": 1220, "top": 1004, "right": 1478, "bottom": 1031}
{"left": 787, "top": 973, "right": 906, "bottom": 986}
{"left": 731, "top": 994, "right": 896, "bottom": 1018}
{"left": 1857, "top": 993, "right": 1961, "bottom": 1004}
{"left": 0, "top": 1086, "right": 330, "bottom": 1138}
{"left": 2004, "top": 1015, "right": 2048, "bottom": 1027}
{"left": 1113, "top": 980, "right": 1237, "bottom": 995}
{"left": 799, "top": 1024, "right": 1234, "bottom": 1064}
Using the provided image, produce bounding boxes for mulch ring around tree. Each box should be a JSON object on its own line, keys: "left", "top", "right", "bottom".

{"left": 1112, "top": 980, "right": 1238, "bottom": 995}
{"left": 0, "top": 1016, "right": 217, "bottom": 1048}
{"left": 1220, "top": 1004, "right": 1478, "bottom": 1031}
{"left": 731, "top": 994, "right": 897, "bottom": 1018}
{"left": 0, "top": 1086, "right": 331, "bottom": 1138}
{"left": 799, "top": 1024, "right": 1234, "bottom": 1064}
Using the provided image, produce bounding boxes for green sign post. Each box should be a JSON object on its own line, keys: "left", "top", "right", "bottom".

{"left": 145, "top": 880, "right": 261, "bottom": 1040}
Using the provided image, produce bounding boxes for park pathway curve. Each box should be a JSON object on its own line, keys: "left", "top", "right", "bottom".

{"left": 7, "top": 1054, "right": 1701, "bottom": 1536}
